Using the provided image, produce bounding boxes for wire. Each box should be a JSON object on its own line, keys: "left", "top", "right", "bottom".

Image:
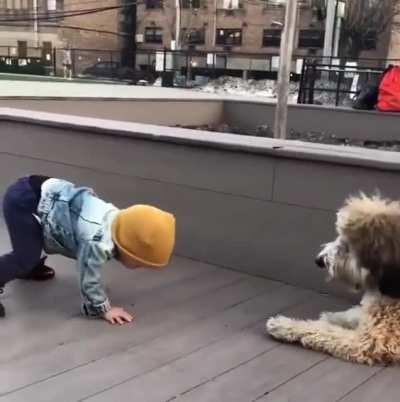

{"left": 43, "top": 23, "right": 130, "bottom": 37}
{"left": 0, "top": 1, "right": 140, "bottom": 22}
{"left": 36, "top": 0, "right": 120, "bottom": 10}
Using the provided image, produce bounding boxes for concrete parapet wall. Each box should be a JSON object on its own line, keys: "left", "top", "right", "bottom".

{"left": 224, "top": 100, "right": 400, "bottom": 141}
{"left": 1, "top": 108, "right": 400, "bottom": 297}
{"left": 0, "top": 99, "right": 224, "bottom": 127}
{"left": 1, "top": 97, "right": 399, "bottom": 141}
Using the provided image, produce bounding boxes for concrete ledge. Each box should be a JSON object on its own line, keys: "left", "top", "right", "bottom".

{"left": 1, "top": 95, "right": 400, "bottom": 142}
{"left": 225, "top": 100, "right": 400, "bottom": 141}
{"left": 1, "top": 107, "right": 400, "bottom": 297}
{"left": 1, "top": 107, "right": 400, "bottom": 172}
{"left": 0, "top": 100, "right": 224, "bottom": 127}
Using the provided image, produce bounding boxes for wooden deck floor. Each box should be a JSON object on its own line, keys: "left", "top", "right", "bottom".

{"left": 0, "top": 247, "right": 398, "bottom": 401}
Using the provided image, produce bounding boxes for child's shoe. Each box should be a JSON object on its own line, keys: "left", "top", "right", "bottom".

{"left": 0, "top": 288, "right": 4, "bottom": 317}
{"left": 21, "top": 257, "right": 55, "bottom": 281}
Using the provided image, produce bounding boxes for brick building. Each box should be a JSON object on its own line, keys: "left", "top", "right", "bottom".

{"left": 0, "top": 1, "right": 122, "bottom": 60}
{"left": 0, "top": 0, "right": 395, "bottom": 76}
{"left": 0, "top": 0, "right": 129, "bottom": 76}
{"left": 137, "top": 0, "right": 324, "bottom": 55}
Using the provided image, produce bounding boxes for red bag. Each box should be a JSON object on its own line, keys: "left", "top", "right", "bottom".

{"left": 377, "top": 65, "right": 400, "bottom": 112}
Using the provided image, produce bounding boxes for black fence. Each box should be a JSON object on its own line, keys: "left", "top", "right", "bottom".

{"left": 297, "top": 58, "right": 399, "bottom": 107}
{"left": 1, "top": 45, "right": 399, "bottom": 108}
{"left": 0, "top": 46, "right": 303, "bottom": 83}
{"left": 135, "top": 48, "right": 296, "bottom": 81}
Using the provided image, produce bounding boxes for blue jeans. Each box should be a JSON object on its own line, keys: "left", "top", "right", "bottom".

{"left": 0, "top": 177, "right": 43, "bottom": 286}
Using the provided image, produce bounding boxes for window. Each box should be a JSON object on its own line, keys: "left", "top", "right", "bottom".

{"left": 298, "top": 29, "right": 324, "bottom": 48}
{"left": 146, "top": 0, "right": 162, "bottom": 9}
{"left": 17, "top": 40, "right": 27, "bottom": 57}
{"left": 2, "top": 0, "right": 30, "bottom": 8}
{"left": 182, "top": 28, "right": 205, "bottom": 45}
{"left": 42, "top": 41, "right": 52, "bottom": 63}
{"left": 221, "top": 0, "right": 239, "bottom": 9}
{"left": 47, "top": 0, "right": 56, "bottom": 10}
{"left": 262, "top": 29, "right": 281, "bottom": 47}
{"left": 264, "top": 0, "right": 309, "bottom": 6}
{"left": 363, "top": 31, "right": 377, "bottom": 50}
{"left": 216, "top": 29, "right": 242, "bottom": 46}
{"left": 182, "top": 0, "right": 201, "bottom": 8}
{"left": 145, "top": 27, "right": 163, "bottom": 43}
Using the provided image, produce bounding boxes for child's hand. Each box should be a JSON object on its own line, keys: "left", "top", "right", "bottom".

{"left": 103, "top": 307, "right": 135, "bottom": 325}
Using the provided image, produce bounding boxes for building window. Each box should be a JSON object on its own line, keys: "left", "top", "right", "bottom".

{"left": 47, "top": 0, "right": 56, "bottom": 10}
{"left": 182, "top": 0, "right": 201, "bottom": 8}
{"left": 17, "top": 40, "right": 27, "bottom": 57}
{"left": 146, "top": 0, "right": 162, "bottom": 9}
{"left": 298, "top": 29, "right": 324, "bottom": 48}
{"left": 363, "top": 31, "right": 377, "bottom": 50}
{"left": 262, "top": 29, "right": 281, "bottom": 47}
{"left": 145, "top": 27, "right": 163, "bottom": 43}
{"left": 264, "top": 0, "right": 309, "bottom": 6}
{"left": 216, "top": 29, "right": 242, "bottom": 46}
{"left": 42, "top": 41, "right": 53, "bottom": 63}
{"left": 2, "top": 0, "right": 30, "bottom": 8}
{"left": 182, "top": 28, "right": 205, "bottom": 45}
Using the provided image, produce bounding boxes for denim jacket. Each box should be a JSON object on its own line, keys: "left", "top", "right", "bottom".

{"left": 37, "top": 179, "right": 119, "bottom": 317}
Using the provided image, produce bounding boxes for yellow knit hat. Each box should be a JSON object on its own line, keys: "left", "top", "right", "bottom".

{"left": 111, "top": 205, "right": 176, "bottom": 269}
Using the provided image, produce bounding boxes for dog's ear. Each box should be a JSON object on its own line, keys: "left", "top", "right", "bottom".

{"left": 336, "top": 194, "right": 400, "bottom": 273}
{"left": 379, "top": 268, "right": 400, "bottom": 298}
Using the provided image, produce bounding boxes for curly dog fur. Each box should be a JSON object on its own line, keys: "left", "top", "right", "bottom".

{"left": 266, "top": 194, "right": 400, "bottom": 365}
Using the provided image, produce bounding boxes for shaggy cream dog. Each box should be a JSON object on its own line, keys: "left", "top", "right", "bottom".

{"left": 266, "top": 194, "right": 400, "bottom": 365}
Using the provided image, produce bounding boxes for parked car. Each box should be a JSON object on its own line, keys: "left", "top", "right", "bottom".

{"left": 82, "top": 61, "right": 155, "bottom": 84}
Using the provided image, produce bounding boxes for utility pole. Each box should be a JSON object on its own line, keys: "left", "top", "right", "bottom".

{"left": 175, "top": 0, "right": 181, "bottom": 49}
{"left": 33, "top": 0, "right": 39, "bottom": 47}
{"left": 212, "top": 0, "right": 217, "bottom": 47}
{"left": 273, "top": 0, "right": 298, "bottom": 140}
{"left": 333, "top": 1, "right": 345, "bottom": 58}
{"left": 323, "top": 0, "right": 336, "bottom": 61}
{"left": 121, "top": 0, "right": 137, "bottom": 68}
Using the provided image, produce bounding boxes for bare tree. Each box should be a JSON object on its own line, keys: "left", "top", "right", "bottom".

{"left": 340, "top": 0, "right": 400, "bottom": 58}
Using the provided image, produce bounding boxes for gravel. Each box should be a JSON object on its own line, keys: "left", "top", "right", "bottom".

{"left": 177, "top": 123, "right": 400, "bottom": 152}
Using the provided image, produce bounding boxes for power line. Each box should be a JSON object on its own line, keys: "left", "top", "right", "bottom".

{"left": 0, "top": 22, "right": 127, "bottom": 38}
{"left": 44, "top": 23, "right": 129, "bottom": 37}
{"left": 0, "top": 1, "right": 142, "bottom": 22}
{"left": 37, "top": 0, "right": 120, "bottom": 10}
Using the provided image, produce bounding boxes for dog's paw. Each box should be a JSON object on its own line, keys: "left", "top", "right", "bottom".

{"left": 320, "top": 310, "right": 359, "bottom": 329}
{"left": 320, "top": 311, "right": 335, "bottom": 323}
{"left": 266, "top": 315, "right": 299, "bottom": 342}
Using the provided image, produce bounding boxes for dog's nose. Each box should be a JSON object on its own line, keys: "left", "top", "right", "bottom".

{"left": 315, "top": 255, "right": 326, "bottom": 269}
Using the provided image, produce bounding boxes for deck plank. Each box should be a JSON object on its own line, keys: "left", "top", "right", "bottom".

{"left": 0, "top": 262, "right": 281, "bottom": 398}
{"left": 64, "top": 294, "right": 333, "bottom": 402}
{"left": 339, "top": 367, "right": 400, "bottom": 402}
{"left": 258, "top": 358, "right": 379, "bottom": 402}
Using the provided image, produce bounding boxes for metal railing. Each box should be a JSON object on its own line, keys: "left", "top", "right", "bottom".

{"left": 0, "top": 44, "right": 399, "bottom": 102}
{"left": 297, "top": 58, "right": 399, "bottom": 107}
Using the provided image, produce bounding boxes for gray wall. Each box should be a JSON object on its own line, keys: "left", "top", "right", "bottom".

{"left": 0, "top": 99, "right": 224, "bottom": 127}
{"left": 2, "top": 98, "right": 400, "bottom": 141}
{"left": 224, "top": 100, "right": 400, "bottom": 141}
{"left": 1, "top": 109, "right": 400, "bottom": 297}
